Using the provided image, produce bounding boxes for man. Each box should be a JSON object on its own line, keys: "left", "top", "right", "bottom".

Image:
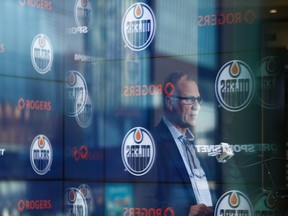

{"left": 150, "top": 71, "right": 215, "bottom": 216}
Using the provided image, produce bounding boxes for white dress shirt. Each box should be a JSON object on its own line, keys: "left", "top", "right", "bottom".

{"left": 163, "top": 117, "right": 213, "bottom": 206}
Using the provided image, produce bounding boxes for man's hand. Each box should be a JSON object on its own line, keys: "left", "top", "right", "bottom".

{"left": 188, "top": 204, "right": 213, "bottom": 216}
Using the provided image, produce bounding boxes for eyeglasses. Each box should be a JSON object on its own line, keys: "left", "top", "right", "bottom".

{"left": 171, "top": 96, "right": 203, "bottom": 105}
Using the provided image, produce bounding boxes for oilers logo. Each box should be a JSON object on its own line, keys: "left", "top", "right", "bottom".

{"left": 75, "top": 93, "right": 93, "bottom": 128}
{"left": 30, "top": 135, "right": 53, "bottom": 175}
{"left": 65, "top": 71, "right": 88, "bottom": 117}
{"left": 78, "top": 184, "right": 95, "bottom": 215}
{"left": 122, "top": 3, "right": 156, "bottom": 51}
{"left": 253, "top": 192, "right": 278, "bottom": 216}
{"left": 121, "top": 127, "right": 155, "bottom": 176}
{"left": 74, "top": 0, "right": 92, "bottom": 30}
{"left": 31, "top": 34, "right": 53, "bottom": 74}
{"left": 214, "top": 190, "right": 254, "bottom": 216}
{"left": 255, "top": 56, "right": 281, "bottom": 109}
{"left": 215, "top": 60, "right": 255, "bottom": 112}
{"left": 65, "top": 187, "right": 88, "bottom": 216}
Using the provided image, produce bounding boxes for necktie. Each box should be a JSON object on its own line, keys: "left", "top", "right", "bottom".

{"left": 179, "top": 136, "right": 211, "bottom": 206}
{"left": 178, "top": 135, "right": 204, "bottom": 178}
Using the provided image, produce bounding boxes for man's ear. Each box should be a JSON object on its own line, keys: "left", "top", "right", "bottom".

{"left": 165, "top": 97, "right": 174, "bottom": 111}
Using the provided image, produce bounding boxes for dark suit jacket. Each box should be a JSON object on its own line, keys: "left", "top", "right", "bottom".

{"left": 135, "top": 119, "right": 219, "bottom": 215}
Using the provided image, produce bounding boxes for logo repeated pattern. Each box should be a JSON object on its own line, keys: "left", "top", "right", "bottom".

{"left": 214, "top": 190, "right": 254, "bottom": 216}
{"left": 31, "top": 34, "right": 53, "bottom": 74}
{"left": 122, "top": 3, "right": 156, "bottom": 51}
{"left": 74, "top": 0, "right": 93, "bottom": 31}
{"left": 0, "top": 1, "right": 284, "bottom": 215}
{"left": 65, "top": 71, "right": 89, "bottom": 117}
{"left": 256, "top": 56, "right": 281, "bottom": 109}
{"left": 30, "top": 135, "right": 53, "bottom": 175}
{"left": 122, "top": 127, "right": 156, "bottom": 176}
{"left": 215, "top": 60, "right": 255, "bottom": 112}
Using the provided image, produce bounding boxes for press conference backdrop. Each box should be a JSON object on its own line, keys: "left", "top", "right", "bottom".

{"left": 0, "top": 0, "right": 287, "bottom": 215}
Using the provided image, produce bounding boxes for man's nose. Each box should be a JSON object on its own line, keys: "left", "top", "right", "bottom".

{"left": 192, "top": 100, "right": 201, "bottom": 110}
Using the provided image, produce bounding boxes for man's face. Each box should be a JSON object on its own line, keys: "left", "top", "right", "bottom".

{"left": 170, "top": 77, "right": 201, "bottom": 129}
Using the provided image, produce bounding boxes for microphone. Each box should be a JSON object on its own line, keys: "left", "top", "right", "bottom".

{"left": 208, "top": 142, "right": 234, "bottom": 163}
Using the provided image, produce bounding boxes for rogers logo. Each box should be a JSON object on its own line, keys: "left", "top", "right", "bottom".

{"left": 73, "top": 145, "right": 88, "bottom": 161}
{"left": 66, "top": 145, "right": 103, "bottom": 161}
{"left": 198, "top": 9, "right": 256, "bottom": 27}
{"left": 123, "top": 84, "right": 163, "bottom": 97}
{"left": 18, "top": 199, "right": 52, "bottom": 212}
{"left": 164, "top": 82, "right": 174, "bottom": 96}
{"left": 123, "top": 83, "right": 175, "bottom": 97}
{"left": 124, "top": 207, "right": 175, "bottom": 216}
{"left": 18, "top": 98, "right": 52, "bottom": 111}
{"left": 19, "top": 0, "right": 53, "bottom": 11}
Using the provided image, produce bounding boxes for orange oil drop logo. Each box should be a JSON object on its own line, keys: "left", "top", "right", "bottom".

{"left": 229, "top": 192, "right": 239, "bottom": 207}
{"left": 266, "top": 192, "right": 277, "bottom": 208}
{"left": 135, "top": 4, "right": 142, "bottom": 18}
{"left": 69, "top": 190, "right": 76, "bottom": 202}
{"left": 68, "top": 72, "right": 76, "bottom": 85}
{"left": 38, "top": 136, "right": 45, "bottom": 148}
{"left": 230, "top": 62, "right": 240, "bottom": 77}
{"left": 134, "top": 128, "right": 143, "bottom": 143}
{"left": 267, "top": 57, "right": 277, "bottom": 74}
{"left": 81, "top": 0, "right": 87, "bottom": 7}
{"left": 81, "top": 186, "right": 87, "bottom": 197}
{"left": 39, "top": 35, "right": 46, "bottom": 48}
